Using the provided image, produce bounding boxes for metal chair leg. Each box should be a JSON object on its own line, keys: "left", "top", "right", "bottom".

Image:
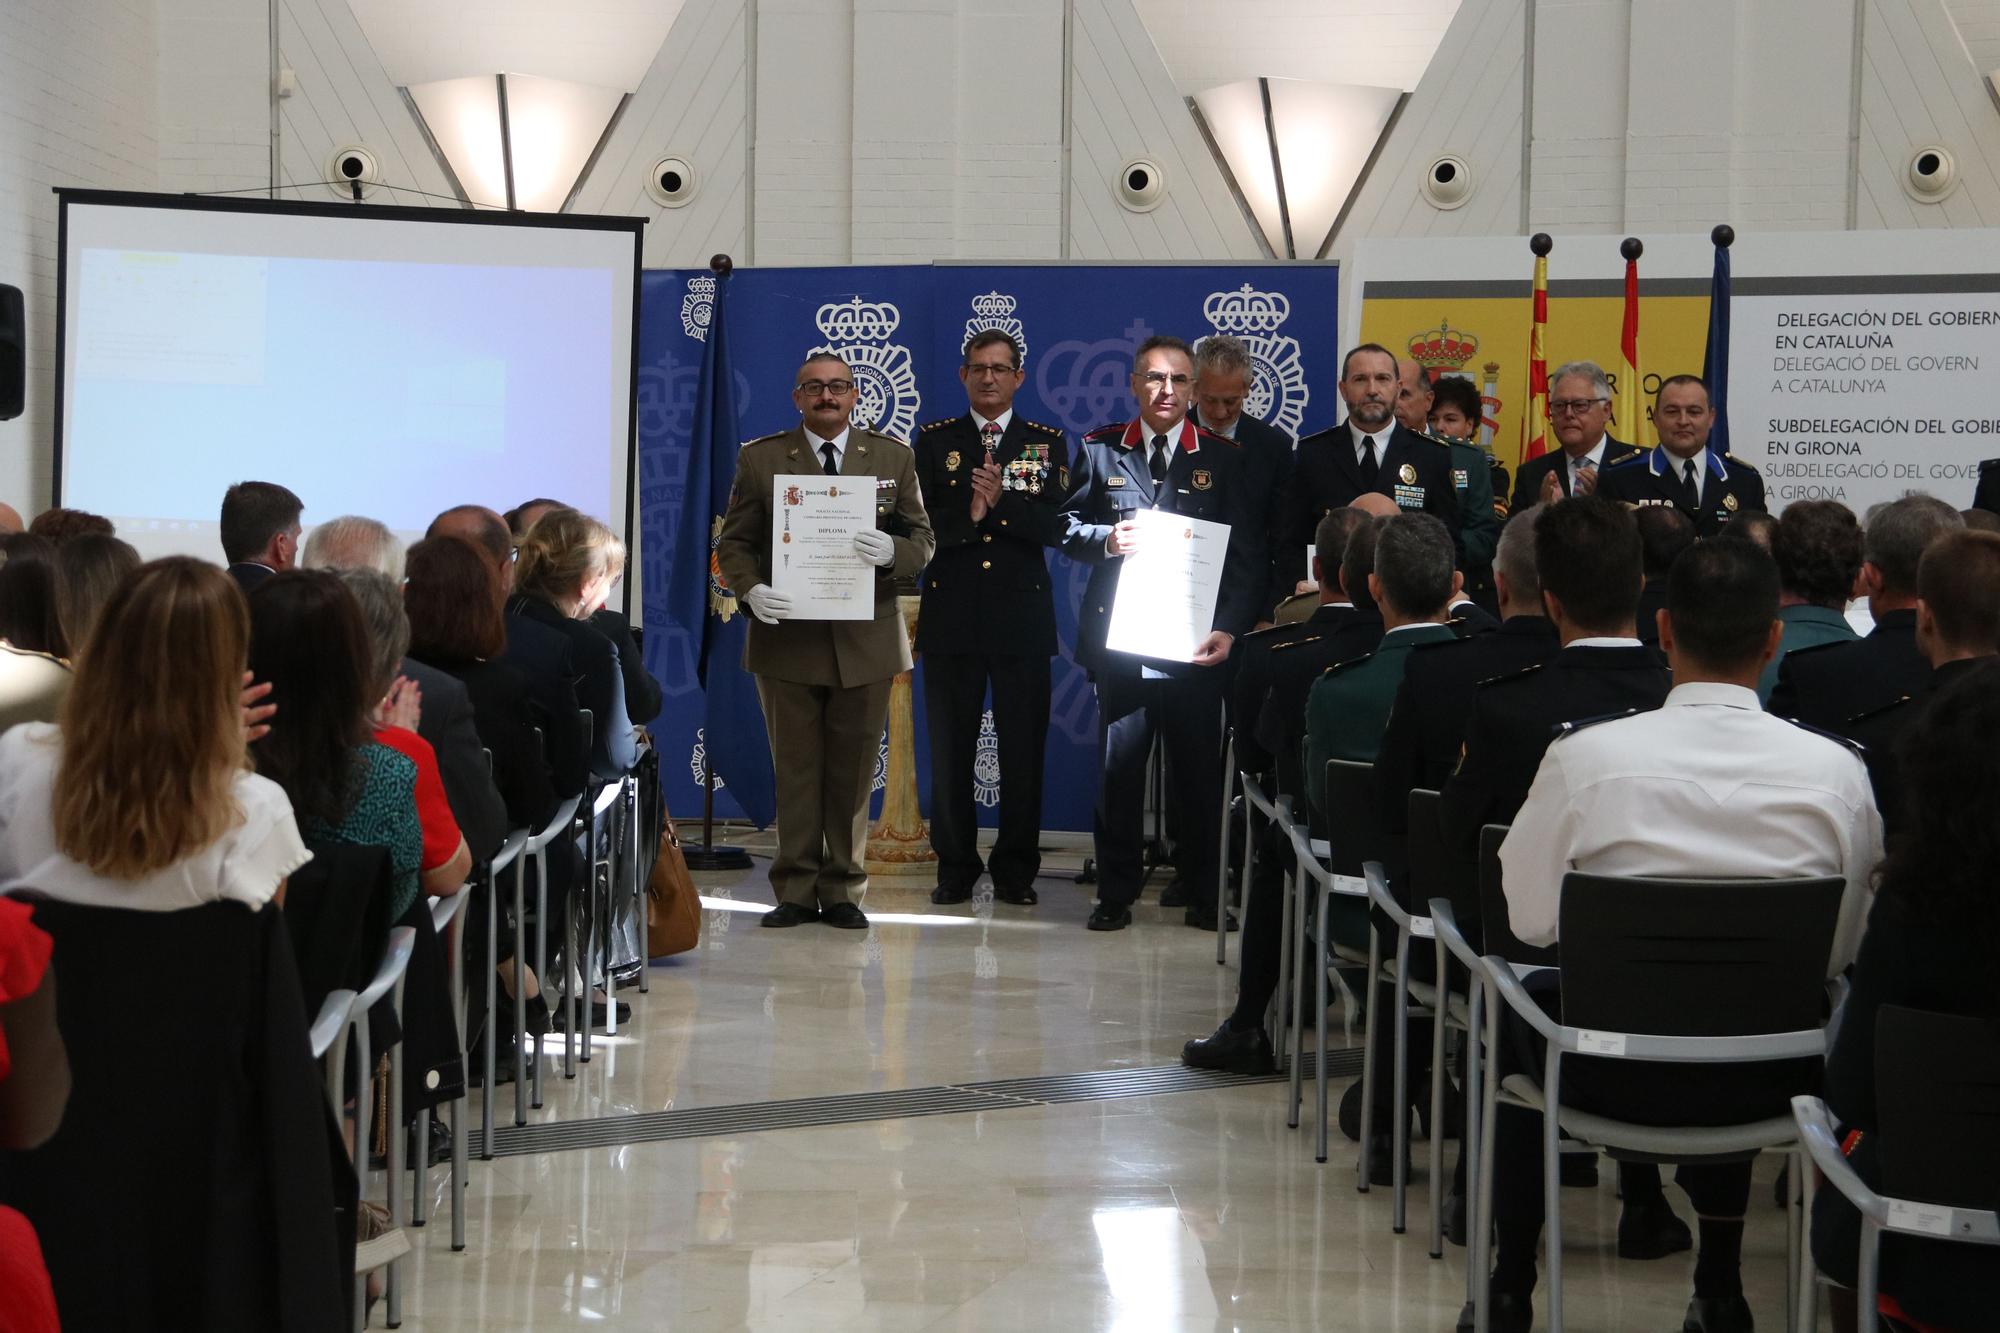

{"left": 1287, "top": 860, "right": 1308, "bottom": 1127}
{"left": 1391, "top": 933, "right": 1411, "bottom": 1234}
{"left": 1273, "top": 842, "right": 1294, "bottom": 1065}
{"left": 1543, "top": 1044, "right": 1566, "bottom": 1332}
{"left": 1357, "top": 925, "right": 1382, "bottom": 1192}
{"left": 411, "top": 1106, "right": 429, "bottom": 1228}
{"left": 1314, "top": 877, "right": 1331, "bottom": 1163}
{"left": 601, "top": 800, "right": 617, "bottom": 1038}
{"left": 563, "top": 871, "right": 579, "bottom": 1079}
{"left": 387, "top": 976, "right": 407, "bottom": 1327}
{"left": 351, "top": 1020, "right": 372, "bottom": 1333}
{"left": 1473, "top": 979, "right": 1503, "bottom": 1333}
{"left": 447, "top": 895, "right": 467, "bottom": 1252}
{"left": 481, "top": 872, "right": 497, "bottom": 1161}
{"left": 1215, "top": 739, "right": 1233, "bottom": 966}
{"left": 1797, "top": 1150, "right": 1819, "bottom": 1333}
{"left": 531, "top": 845, "right": 546, "bottom": 1109}
{"left": 1429, "top": 944, "right": 1450, "bottom": 1258}
{"left": 512, "top": 850, "right": 528, "bottom": 1127}
{"left": 1462, "top": 979, "right": 1484, "bottom": 1306}
{"left": 629, "top": 776, "right": 650, "bottom": 993}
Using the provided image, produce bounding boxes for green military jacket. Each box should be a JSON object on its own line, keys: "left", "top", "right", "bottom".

{"left": 1304, "top": 621, "right": 1459, "bottom": 814}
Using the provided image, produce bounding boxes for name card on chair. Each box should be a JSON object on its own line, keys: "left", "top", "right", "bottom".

{"left": 1888, "top": 1200, "right": 1956, "bottom": 1236}
{"left": 1576, "top": 1030, "right": 1627, "bottom": 1056}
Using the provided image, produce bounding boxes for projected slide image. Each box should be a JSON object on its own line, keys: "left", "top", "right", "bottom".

{"left": 66, "top": 251, "right": 614, "bottom": 538}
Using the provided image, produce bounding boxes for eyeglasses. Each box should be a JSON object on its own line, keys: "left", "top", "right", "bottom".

{"left": 1549, "top": 398, "right": 1609, "bottom": 415}
{"left": 1139, "top": 372, "right": 1191, "bottom": 388}
{"left": 797, "top": 379, "right": 855, "bottom": 396}
{"left": 963, "top": 362, "right": 1019, "bottom": 379}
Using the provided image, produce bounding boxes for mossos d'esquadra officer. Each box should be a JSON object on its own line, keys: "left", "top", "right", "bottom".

{"left": 1059, "top": 334, "right": 1266, "bottom": 933}
{"left": 912, "top": 330, "right": 1069, "bottom": 909}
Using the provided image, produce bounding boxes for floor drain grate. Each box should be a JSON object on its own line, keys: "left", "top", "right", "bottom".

{"left": 479, "top": 1048, "right": 1364, "bottom": 1157}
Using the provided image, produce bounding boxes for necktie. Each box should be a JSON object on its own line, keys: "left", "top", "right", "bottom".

{"left": 1150, "top": 433, "right": 1170, "bottom": 487}
{"left": 820, "top": 441, "right": 838, "bottom": 476}
{"left": 980, "top": 420, "right": 1001, "bottom": 466}
{"left": 1360, "top": 433, "right": 1379, "bottom": 484}
{"left": 1679, "top": 458, "right": 1700, "bottom": 511}
{"left": 1574, "top": 456, "right": 1596, "bottom": 494}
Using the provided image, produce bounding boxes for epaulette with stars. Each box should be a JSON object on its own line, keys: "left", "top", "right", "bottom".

{"left": 1843, "top": 695, "right": 1913, "bottom": 728}
{"left": 918, "top": 417, "right": 957, "bottom": 433}
{"left": 1021, "top": 419, "right": 1066, "bottom": 437}
{"left": 1550, "top": 708, "right": 1642, "bottom": 739}
{"left": 1269, "top": 634, "right": 1323, "bottom": 651}
{"left": 741, "top": 430, "right": 787, "bottom": 447}
{"left": 861, "top": 425, "right": 909, "bottom": 447}
{"left": 1789, "top": 716, "right": 1868, "bottom": 755}
{"left": 1318, "top": 652, "right": 1373, "bottom": 679}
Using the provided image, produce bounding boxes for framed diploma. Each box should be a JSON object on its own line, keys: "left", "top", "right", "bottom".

{"left": 1105, "top": 508, "right": 1229, "bottom": 661}
{"left": 771, "top": 474, "right": 874, "bottom": 620}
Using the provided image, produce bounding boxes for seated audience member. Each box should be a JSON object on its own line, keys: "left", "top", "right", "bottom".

{"left": 248, "top": 571, "right": 444, "bottom": 919}
{"left": 1181, "top": 508, "right": 1383, "bottom": 1076}
{"left": 508, "top": 508, "right": 640, "bottom": 778}
{"left": 51, "top": 533, "right": 139, "bottom": 664}
{"left": 1842, "top": 528, "right": 2000, "bottom": 829}
{"left": 25, "top": 509, "right": 112, "bottom": 547}
{"left": 1723, "top": 509, "right": 1777, "bottom": 549}
{"left": 1959, "top": 506, "right": 2000, "bottom": 533}
{"left": 332, "top": 568, "right": 481, "bottom": 882}
{"left": 303, "top": 516, "right": 509, "bottom": 859}
{"left": 506, "top": 498, "right": 565, "bottom": 539}
{"left": 0, "top": 893, "right": 65, "bottom": 1333}
{"left": 219, "top": 480, "right": 303, "bottom": 592}
{"left": 502, "top": 499, "right": 660, "bottom": 726}
{"left": 1769, "top": 492, "right": 1962, "bottom": 726}
{"left": 1632, "top": 504, "right": 1695, "bottom": 646}
{"left": 1758, "top": 500, "right": 1862, "bottom": 702}
{"left": 1377, "top": 503, "right": 1556, "bottom": 820}
{"left": 1811, "top": 661, "right": 2000, "bottom": 1331}
{"left": 1481, "top": 538, "right": 1882, "bottom": 1333}
{"left": 1304, "top": 512, "right": 1460, "bottom": 813}
{"left": 0, "top": 537, "right": 65, "bottom": 661}
{"left": 0, "top": 557, "right": 310, "bottom": 910}
{"left": 0, "top": 502, "right": 21, "bottom": 536}
{"left": 0, "top": 542, "right": 70, "bottom": 733}
{"left": 300, "top": 513, "right": 403, "bottom": 578}
{"left": 404, "top": 535, "right": 558, "bottom": 834}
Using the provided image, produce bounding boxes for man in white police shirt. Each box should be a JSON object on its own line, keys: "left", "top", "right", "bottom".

{"left": 1060, "top": 334, "right": 1264, "bottom": 932}
{"left": 1596, "top": 374, "right": 1765, "bottom": 536}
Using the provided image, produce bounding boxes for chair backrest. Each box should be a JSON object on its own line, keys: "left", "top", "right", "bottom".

{"left": 1477, "top": 823, "right": 1556, "bottom": 967}
{"left": 1557, "top": 875, "right": 1843, "bottom": 1038}
{"left": 1322, "top": 759, "right": 1387, "bottom": 879}
{"left": 1407, "top": 788, "right": 1472, "bottom": 925}
{"left": 0, "top": 898, "right": 350, "bottom": 1331}
{"left": 281, "top": 840, "right": 396, "bottom": 1022}
{"left": 1875, "top": 1005, "right": 2000, "bottom": 1211}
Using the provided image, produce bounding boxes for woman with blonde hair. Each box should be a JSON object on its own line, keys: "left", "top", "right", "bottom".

{"left": 508, "top": 507, "right": 639, "bottom": 777}
{"left": 0, "top": 557, "right": 309, "bottom": 909}
{"left": 52, "top": 533, "right": 139, "bottom": 663}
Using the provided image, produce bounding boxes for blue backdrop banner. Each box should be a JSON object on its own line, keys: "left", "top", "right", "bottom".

{"left": 635, "top": 262, "right": 1338, "bottom": 832}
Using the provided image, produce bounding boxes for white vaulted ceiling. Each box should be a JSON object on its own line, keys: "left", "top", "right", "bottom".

{"left": 345, "top": 0, "right": 686, "bottom": 91}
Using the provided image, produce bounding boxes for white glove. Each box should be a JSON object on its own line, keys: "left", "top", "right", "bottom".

{"left": 743, "top": 584, "right": 793, "bottom": 624}
{"left": 853, "top": 527, "right": 896, "bottom": 568}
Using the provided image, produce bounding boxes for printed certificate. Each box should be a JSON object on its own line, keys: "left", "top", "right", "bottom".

{"left": 1105, "top": 508, "right": 1228, "bottom": 661}
{"left": 771, "top": 475, "right": 874, "bottom": 620}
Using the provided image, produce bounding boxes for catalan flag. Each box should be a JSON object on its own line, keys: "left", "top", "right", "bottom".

{"left": 1522, "top": 242, "right": 1551, "bottom": 459}
{"left": 1615, "top": 245, "right": 1645, "bottom": 445}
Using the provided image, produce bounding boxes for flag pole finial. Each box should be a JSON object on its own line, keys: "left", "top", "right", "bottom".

{"left": 1620, "top": 236, "right": 1643, "bottom": 261}
{"left": 1710, "top": 224, "right": 1734, "bottom": 249}
{"left": 1529, "top": 232, "right": 1553, "bottom": 257}
{"left": 709, "top": 253, "right": 734, "bottom": 275}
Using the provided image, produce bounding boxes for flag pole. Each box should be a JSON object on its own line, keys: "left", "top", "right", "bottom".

{"left": 684, "top": 251, "right": 755, "bottom": 873}
{"left": 1521, "top": 232, "right": 1553, "bottom": 460}
{"left": 1616, "top": 236, "right": 1644, "bottom": 446}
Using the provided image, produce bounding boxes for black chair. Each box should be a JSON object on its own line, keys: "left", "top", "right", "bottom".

{"left": 1795, "top": 1005, "right": 2000, "bottom": 1331}
{"left": 0, "top": 899, "right": 351, "bottom": 1333}
{"left": 1477, "top": 874, "right": 1843, "bottom": 1332}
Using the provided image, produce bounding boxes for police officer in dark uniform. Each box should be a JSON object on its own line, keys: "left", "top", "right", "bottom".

{"left": 1061, "top": 334, "right": 1264, "bottom": 932}
{"left": 914, "top": 331, "right": 1069, "bottom": 907}
{"left": 1596, "top": 375, "right": 1765, "bottom": 537}
{"left": 1288, "top": 344, "right": 1461, "bottom": 565}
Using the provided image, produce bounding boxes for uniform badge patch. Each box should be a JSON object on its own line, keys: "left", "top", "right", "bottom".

{"left": 1398, "top": 463, "right": 1418, "bottom": 485}
{"left": 1394, "top": 483, "right": 1426, "bottom": 509}
{"left": 1723, "top": 492, "right": 1740, "bottom": 512}
{"left": 946, "top": 450, "right": 961, "bottom": 471}
{"left": 1191, "top": 469, "right": 1213, "bottom": 491}
{"left": 1107, "top": 475, "right": 1127, "bottom": 488}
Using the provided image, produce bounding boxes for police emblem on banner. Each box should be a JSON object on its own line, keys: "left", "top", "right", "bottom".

{"left": 1038, "top": 317, "right": 1155, "bottom": 434}
{"left": 973, "top": 710, "right": 1001, "bottom": 808}
{"left": 1196, "top": 284, "right": 1310, "bottom": 436}
{"left": 690, "top": 727, "right": 727, "bottom": 790}
{"left": 814, "top": 296, "right": 920, "bottom": 442}
{"left": 963, "top": 291, "right": 1028, "bottom": 361}
{"left": 872, "top": 728, "right": 890, "bottom": 794}
{"left": 682, "top": 274, "right": 715, "bottom": 342}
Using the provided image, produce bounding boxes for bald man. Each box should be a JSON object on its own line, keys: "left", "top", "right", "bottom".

{"left": 0, "top": 502, "right": 21, "bottom": 536}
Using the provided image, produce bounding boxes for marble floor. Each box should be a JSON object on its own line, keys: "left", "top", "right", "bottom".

{"left": 386, "top": 832, "right": 1815, "bottom": 1331}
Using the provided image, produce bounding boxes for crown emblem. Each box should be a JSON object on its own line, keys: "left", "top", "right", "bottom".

{"left": 970, "top": 291, "right": 1016, "bottom": 320}
{"left": 686, "top": 274, "right": 715, "bottom": 298}
{"left": 816, "top": 296, "right": 901, "bottom": 343}
{"left": 1407, "top": 316, "right": 1480, "bottom": 373}
{"left": 1203, "top": 284, "right": 1292, "bottom": 334}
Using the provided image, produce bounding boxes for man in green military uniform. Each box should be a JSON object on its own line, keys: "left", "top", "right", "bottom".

{"left": 1395, "top": 362, "right": 1499, "bottom": 601}
{"left": 1304, "top": 512, "right": 1462, "bottom": 814}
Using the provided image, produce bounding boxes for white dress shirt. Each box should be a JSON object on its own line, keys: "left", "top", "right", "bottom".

{"left": 809, "top": 427, "right": 852, "bottom": 471}
{"left": 1567, "top": 437, "right": 1607, "bottom": 491}
{"left": 1499, "top": 681, "right": 1882, "bottom": 971}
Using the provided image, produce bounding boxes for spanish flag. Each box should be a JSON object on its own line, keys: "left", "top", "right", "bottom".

{"left": 1522, "top": 241, "right": 1550, "bottom": 459}
{"left": 1615, "top": 244, "right": 1644, "bottom": 445}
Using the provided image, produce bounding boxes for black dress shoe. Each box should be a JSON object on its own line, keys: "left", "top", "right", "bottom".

{"left": 930, "top": 884, "right": 973, "bottom": 905}
{"left": 1558, "top": 1151, "right": 1600, "bottom": 1187}
{"left": 761, "top": 902, "right": 820, "bottom": 928}
{"left": 551, "top": 995, "right": 633, "bottom": 1031}
{"left": 1183, "top": 904, "right": 1238, "bottom": 932}
{"left": 1157, "top": 877, "right": 1192, "bottom": 907}
{"left": 1181, "top": 1022, "right": 1277, "bottom": 1074}
{"left": 993, "top": 883, "right": 1038, "bottom": 905}
{"left": 1455, "top": 1290, "right": 1533, "bottom": 1333}
{"left": 1617, "top": 1197, "right": 1694, "bottom": 1260}
{"left": 1086, "top": 903, "right": 1132, "bottom": 931}
{"left": 1682, "top": 1294, "right": 1754, "bottom": 1333}
{"left": 821, "top": 902, "right": 869, "bottom": 930}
